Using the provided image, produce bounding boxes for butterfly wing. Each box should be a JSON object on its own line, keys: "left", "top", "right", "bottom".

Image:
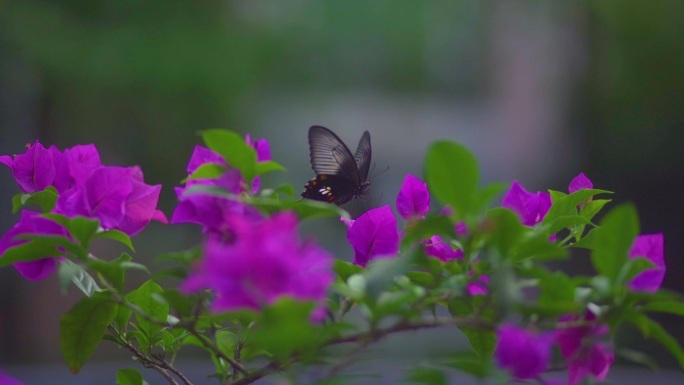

{"left": 353, "top": 131, "right": 371, "bottom": 182}
{"left": 301, "top": 175, "right": 357, "bottom": 205}
{"left": 308, "top": 125, "right": 360, "bottom": 184}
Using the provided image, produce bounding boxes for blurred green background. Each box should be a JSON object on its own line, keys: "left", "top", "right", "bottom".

{"left": 1, "top": 0, "right": 683, "bottom": 383}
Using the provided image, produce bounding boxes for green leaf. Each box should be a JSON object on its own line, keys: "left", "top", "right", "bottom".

{"left": 12, "top": 188, "right": 59, "bottom": 213}
{"left": 401, "top": 215, "right": 454, "bottom": 249}
{"left": 115, "top": 305, "right": 132, "bottom": 331}
{"left": 249, "top": 299, "right": 322, "bottom": 361}
{"left": 216, "top": 330, "right": 237, "bottom": 358}
{"left": 59, "top": 260, "right": 101, "bottom": 297}
{"left": 67, "top": 216, "right": 101, "bottom": 249}
{"left": 94, "top": 229, "right": 134, "bottom": 251}
{"left": 200, "top": 129, "right": 257, "bottom": 182}
{"left": 88, "top": 254, "right": 136, "bottom": 291}
{"left": 154, "top": 247, "right": 202, "bottom": 265}
{"left": 0, "top": 238, "right": 66, "bottom": 268}
{"left": 546, "top": 215, "right": 594, "bottom": 235}
{"left": 405, "top": 367, "right": 446, "bottom": 385}
{"left": 116, "top": 368, "right": 148, "bottom": 385}
{"left": 333, "top": 259, "right": 364, "bottom": 282}
{"left": 580, "top": 199, "right": 612, "bottom": 221}
{"left": 617, "top": 348, "right": 659, "bottom": 371}
{"left": 448, "top": 298, "right": 496, "bottom": 359}
{"left": 537, "top": 271, "right": 579, "bottom": 315}
{"left": 542, "top": 189, "right": 612, "bottom": 227}
{"left": 186, "top": 162, "right": 225, "bottom": 181}
{"left": 513, "top": 231, "right": 567, "bottom": 262}
{"left": 617, "top": 257, "right": 653, "bottom": 287}
{"left": 264, "top": 183, "right": 296, "bottom": 198}
{"left": 630, "top": 313, "right": 684, "bottom": 369}
{"left": 640, "top": 301, "right": 684, "bottom": 318}
{"left": 156, "top": 289, "right": 193, "bottom": 317}
{"left": 590, "top": 203, "right": 639, "bottom": 281}
{"left": 548, "top": 190, "right": 567, "bottom": 203}
{"left": 244, "top": 195, "right": 349, "bottom": 220}
{"left": 255, "top": 160, "right": 285, "bottom": 175}
{"left": 364, "top": 256, "right": 411, "bottom": 300}
{"left": 60, "top": 291, "right": 118, "bottom": 374}
{"left": 425, "top": 141, "right": 479, "bottom": 217}
{"left": 484, "top": 208, "right": 525, "bottom": 257}
{"left": 461, "top": 328, "right": 496, "bottom": 360}
{"left": 406, "top": 271, "right": 436, "bottom": 288}
{"left": 125, "top": 280, "right": 169, "bottom": 344}
{"left": 472, "top": 182, "right": 507, "bottom": 212}
{"left": 445, "top": 351, "right": 491, "bottom": 379}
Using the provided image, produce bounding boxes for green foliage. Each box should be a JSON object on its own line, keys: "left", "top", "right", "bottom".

{"left": 425, "top": 141, "right": 479, "bottom": 217}
{"left": 587, "top": 203, "right": 640, "bottom": 282}
{"left": 248, "top": 299, "right": 323, "bottom": 362}
{"left": 116, "top": 369, "right": 148, "bottom": 385}
{"left": 200, "top": 129, "right": 258, "bottom": 183}
{"left": 2, "top": 133, "right": 681, "bottom": 385}
{"left": 405, "top": 366, "right": 447, "bottom": 385}
{"left": 60, "top": 291, "right": 118, "bottom": 373}
{"left": 12, "top": 188, "right": 58, "bottom": 213}
{"left": 125, "top": 280, "right": 169, "bottom": 349}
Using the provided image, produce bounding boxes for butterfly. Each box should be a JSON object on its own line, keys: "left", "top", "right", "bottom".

{"left": 301, "top": 125, "right": 371, "bottom": 205}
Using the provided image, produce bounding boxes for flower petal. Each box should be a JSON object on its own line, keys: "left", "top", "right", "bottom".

{"left": 629, "top": 233, "right": 665, "bottom": 293}
{"left": 347, "top": 205, "right": 399, "bottom": 267}
{"left": 396, "top": 174, "right": 430, "bottom": 220}
{"left": 568, "top": 172, "right": 593, "bottom": 194}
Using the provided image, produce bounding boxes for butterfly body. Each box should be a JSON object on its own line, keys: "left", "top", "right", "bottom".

{"left": 301, "top": 126, "right": 371, "bottom": 205}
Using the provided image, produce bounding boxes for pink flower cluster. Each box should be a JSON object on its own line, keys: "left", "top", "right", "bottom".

{"left": 176, "top": 137, "right": 334, "bottom": 315}
{"left": 496, "top": 173, "right": 666, "bottom": 384}
{"left": 496, "top": 310, "right": 614, "bottom": 385}
{"left": 341, "top": 173, "right": 487, "bottom": 296}
{"left": 502, "top": 173, "right": 666, "bottom": 293}
{"left": 0, "top": 141, "right": 166, "bottom": 280}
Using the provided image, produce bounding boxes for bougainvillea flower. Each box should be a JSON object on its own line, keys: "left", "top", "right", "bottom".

{"left": 56, "top": 165, "right": 165, "bottom": 236}
{"left": 186, "top": 145, "right": 226, "bottom": 174}
{"left": 245, "top": 135, "right": 272, "bottom": 163}
{"left": 181, "top": 212, "right": 334, "bottom": 313}
{"left": 0, "top": 141, "right": 56, "bottom": 193}
{"left": 172, "top": 170, "right": 262, "bottom": 239}
{"left": 57, "top": 166, "right": 133, "bottom": 228}
{"left": 61, "top": 144, "right": 102, "bottom": 189}
{"left": 454, "top": 221, "right": 468, "bottom": 237}
{"left": 345, "top": 205, "right": 399, "bottom": 267}
{"left": 423, "top": 235, "right": 463, "bottom": 261}
{"left": 0, "top": 211, "right": 68, "bottom": 280}
{"left": 245, "top": 135, "right": 272, "bottom": 193}
{"left": 556, "top": 310, "right": 614, "bottom": 385}
{"left": 466, "top": 272, "right": 489, "bottom": 296}
{"left": 628, "top": 233, "right": 665, "bottom": 293}
{"left": 396, "top": 174, "right": 430, "bottom": 220}
{"left": 495, "top": 323, "right": 553, "bottom": 380}
{"left": 0, "top": 369, "right": 23, "bottom": 385}
{"left": 117, "top": 166, "right": 168, "bottom": 236}
{"left": 502, "top": 180, "right": 552, "bottom": 227}
{"left": 568, "top": 172, "right": 593, "bottom": 194}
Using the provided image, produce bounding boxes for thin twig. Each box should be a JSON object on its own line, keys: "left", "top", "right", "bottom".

{"left": 324, "top": 341, "right": 369, "bottom": 380}
{"left": 186, "top": 325, "right": 250, "bottom": 376}
{"left": 114, "top": 330, "right": 186, "bottom": 385}
{"left": 329, "top": 316, "right": 492, "bottom": 345}
{"left": 229, "top": 362, "right": 281, "bottom": 385}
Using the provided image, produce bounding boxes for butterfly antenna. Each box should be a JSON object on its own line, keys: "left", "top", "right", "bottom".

{"left": 374, "top": 191, "right": 384, "bottom": 207}
{"left": 370, "top": 164, "right": 390, "bottom": 180}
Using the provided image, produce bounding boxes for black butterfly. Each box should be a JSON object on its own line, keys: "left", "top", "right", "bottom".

{"left": 301, "top": 125, "right": 371, "bottom": 205}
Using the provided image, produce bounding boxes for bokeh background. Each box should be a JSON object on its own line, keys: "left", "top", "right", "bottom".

{"left": 1, "top": 1, "right": 682, "bottom": 384}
